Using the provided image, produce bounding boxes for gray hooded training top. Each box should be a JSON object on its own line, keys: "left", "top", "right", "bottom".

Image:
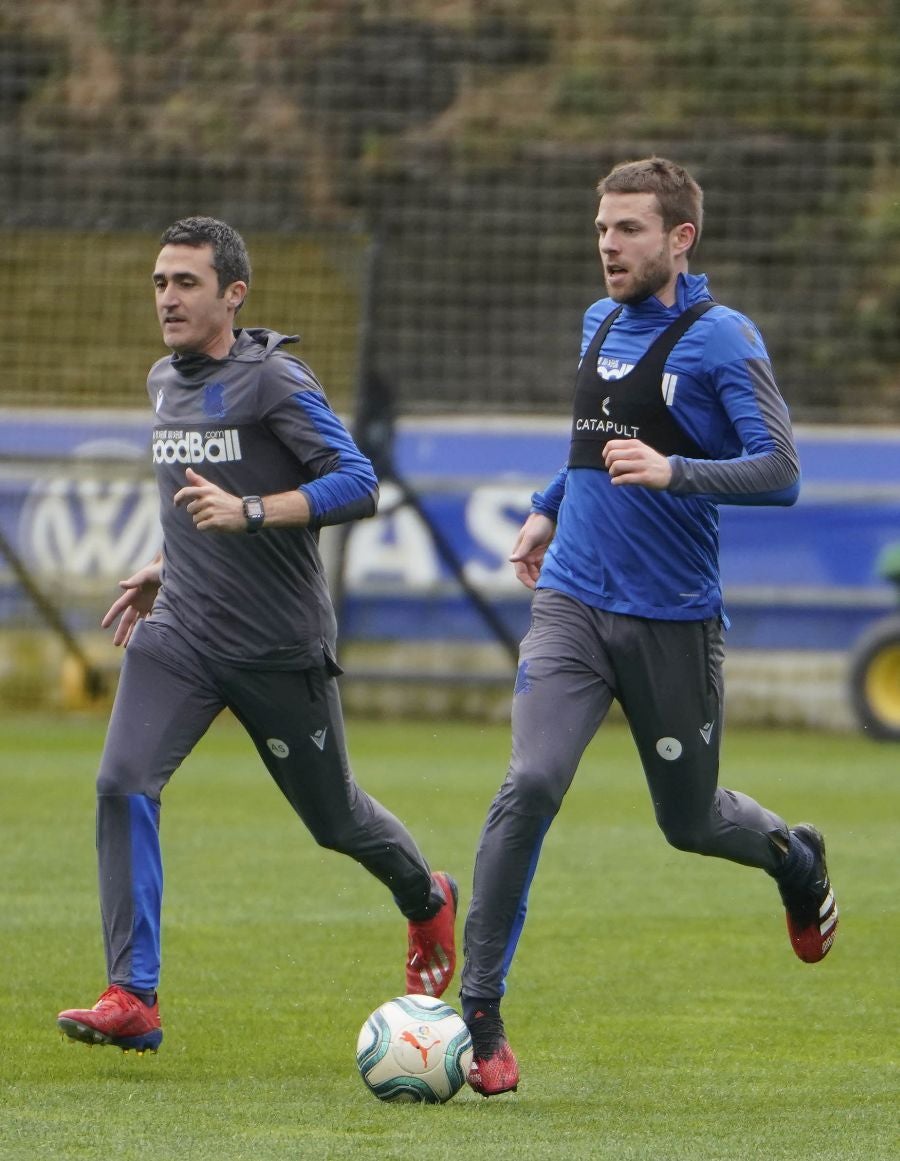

{"left": 145, "top": 327, "right": 378, "bottom": 670}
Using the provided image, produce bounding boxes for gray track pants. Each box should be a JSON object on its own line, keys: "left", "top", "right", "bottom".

{"left": 461, "top": 588, "right": 789, "bottom": 1002}
{"left": 96, "top": 619, "right": 436, "bottom": 992}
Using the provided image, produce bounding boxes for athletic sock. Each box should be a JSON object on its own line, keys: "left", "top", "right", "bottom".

{"left": 402, "top": 877, "right": 447, "bottom": 922}
{"left": 773, "top": 829, "right": 814, "bottom": 885}
{"left": 124, "top": 988, "right": 157, "bottom": 1007}
{"left": 462, "top": 996, "right": 501, "bottom": 1025}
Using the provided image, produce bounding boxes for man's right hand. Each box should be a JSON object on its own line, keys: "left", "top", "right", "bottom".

{"left": 100, "top": 560, "right": 162, "bottom": 647}
{"left": 509, "top": 512, "right": 556, "bottom": 590}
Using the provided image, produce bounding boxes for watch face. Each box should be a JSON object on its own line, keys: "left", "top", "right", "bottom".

{"left": 243, "top": 497, "right": 265, "bottom": 525}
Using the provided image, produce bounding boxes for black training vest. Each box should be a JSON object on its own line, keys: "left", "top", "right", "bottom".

{"left": 568, "top": 301, "right": 715, "bottom": 470}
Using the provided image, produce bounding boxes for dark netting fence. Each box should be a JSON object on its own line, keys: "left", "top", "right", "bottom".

{"left": 0, "top": 0, "right": 897, "bottom": 421}
{"left": 0, "top": 1, "right": 898, "bottom": 711}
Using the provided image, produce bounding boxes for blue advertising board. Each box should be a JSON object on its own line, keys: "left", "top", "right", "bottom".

{"left": 0, "top": 409, "right": 897, "bottom": 651}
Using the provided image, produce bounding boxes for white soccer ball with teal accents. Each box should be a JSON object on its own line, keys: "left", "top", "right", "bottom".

{"left": 356, "top": 994, "right": 473, "bottom": 1103}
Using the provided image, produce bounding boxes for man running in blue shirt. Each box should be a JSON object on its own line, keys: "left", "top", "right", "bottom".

{"left": 56, "top": 217, "right": 456, "bottom": 1053}
{"left": 460, "top": 158, "right": 838, "bottom": 1097}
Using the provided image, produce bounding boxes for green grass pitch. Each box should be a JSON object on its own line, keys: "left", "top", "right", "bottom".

{"left": 1, "top": 712, "right": 896, "bottom": 1160}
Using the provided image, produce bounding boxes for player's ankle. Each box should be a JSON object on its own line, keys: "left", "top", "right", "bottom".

{"left": 462, "top": 996, "right": 501, "bottom": 1025}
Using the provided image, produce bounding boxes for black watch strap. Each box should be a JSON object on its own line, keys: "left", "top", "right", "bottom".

{"left": 242, "top": 495, "right": 265, "bottom": 534}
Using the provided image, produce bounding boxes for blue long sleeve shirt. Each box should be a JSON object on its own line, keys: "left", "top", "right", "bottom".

{"left": 534, "top": 273, "right": 800, "bottom": 621}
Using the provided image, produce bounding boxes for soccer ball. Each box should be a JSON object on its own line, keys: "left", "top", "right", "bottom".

{"left": 356, "top": 994, "right": 473, "bottom": 1103}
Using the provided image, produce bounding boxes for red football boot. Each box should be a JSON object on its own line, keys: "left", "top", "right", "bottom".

{"left": 406, "top": 872, "right": 458, "bottom": 997}
{"left": 466, "top": 1011, "right": 520, "bottom": 1096}
{"left": 777, "top": 824, "right": 839, "bottom": 963}
{"left": 57, "top": 985, "right": 163, "bottom": 1052}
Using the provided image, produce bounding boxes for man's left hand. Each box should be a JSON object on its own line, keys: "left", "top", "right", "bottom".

{"left": 603, "top": 439, "right": 672, "bottom": 489}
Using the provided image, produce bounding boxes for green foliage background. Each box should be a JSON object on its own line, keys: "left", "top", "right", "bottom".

{"left": 1, "top": 1, "right": 897, "bottom": 417}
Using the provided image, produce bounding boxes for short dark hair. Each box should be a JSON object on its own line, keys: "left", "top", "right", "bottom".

{"left": 158, "top": 216, "right": 252, "bottom": 296}
{"left": 597, "top": 158, "right": 703, "bottom": 257}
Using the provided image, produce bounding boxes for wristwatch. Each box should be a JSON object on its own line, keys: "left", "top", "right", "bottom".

{"left": 242, "top": 495, "right": 265, "bottom": 534}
